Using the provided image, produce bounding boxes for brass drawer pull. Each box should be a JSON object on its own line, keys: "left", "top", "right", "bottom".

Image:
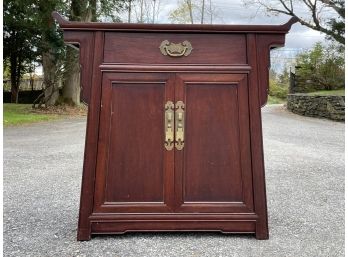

{"left": 164, "top": 101, "right": 175, "bottom": 150}
{"left": 159, "top": 40, "right": 193, "bottom": 57}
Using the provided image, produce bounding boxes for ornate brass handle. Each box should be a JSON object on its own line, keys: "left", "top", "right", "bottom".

{"left": 159, "top": 40, "right": 193, "bottom": 57}
{"left": 164, "top": 101, "right": 174, "bottom": 150}
{"left": 175, "top": 101, "right": 185, "bottom": 150}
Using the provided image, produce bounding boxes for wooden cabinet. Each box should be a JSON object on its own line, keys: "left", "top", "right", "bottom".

{"left": 53, "top": 12, "right": 297, "bottom": 241}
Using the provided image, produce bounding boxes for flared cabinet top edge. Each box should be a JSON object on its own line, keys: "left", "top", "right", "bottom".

{"left": 52, "top": 12, "right": 298, "bottom": 34}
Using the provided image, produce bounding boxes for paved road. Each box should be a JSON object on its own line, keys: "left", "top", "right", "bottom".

{"left": 4, "top": 105, "right": 344, "bottom": 257}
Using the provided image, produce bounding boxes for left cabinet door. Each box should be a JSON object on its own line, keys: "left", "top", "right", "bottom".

{"left": 93, "top": 72, "right": 175, "bottom": 213}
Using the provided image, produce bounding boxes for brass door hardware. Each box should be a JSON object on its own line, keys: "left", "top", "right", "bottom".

{"left": 175, "top": 101, "right": 185, "bottom": 150}
{"left": 164, "top": 101, "right": 175, "bottom": 150}
{"left": 159, "top": 40, "right": 193, "bottom": 57}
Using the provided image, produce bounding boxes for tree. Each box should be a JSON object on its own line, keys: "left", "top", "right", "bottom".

{"left": 62, "top": 0, "right": 92, "bottom": 106}
{"left": 278, "top": 66, "right": 290, "bottom": 87}
{"left": 295, "top": 42, "right": 344, "bottom": 90}
{"left": 37, "top": 0, "right": 66, "bottom": 107}
{"left": 128, "top": 0, "right": 162, "bottom": 23}
{"left": 243, "top": 0, "right": 345, "bottom": 45}
{"left": 4, "top": 0, "right": 40, "bottom": 103}
{"left": 169, "top": 0, "right": 217, "bottom": 24}
{"left": 169, "top": 1, "right": 196, "bottom": 24}
{"left": 5, "top": 0, "right": 126, "bottom": 107}
{"left": 269, "top": 68, "right": 290, "bottom": 100}
{"left": 62, "top": 0, "right": 126, "bottom": 106}
{"left": 3, "top": 60, "right": 11, "bottom": 80}
{"left": 4, "top": 0, "right": 67, "bottom": 106}
{"left": 269, "top": 68, "right": 278, "bottom": 81}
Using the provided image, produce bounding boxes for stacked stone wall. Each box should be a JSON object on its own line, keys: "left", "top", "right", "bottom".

{"left": 287, "top": 94, "right": 344, "bottom": 121}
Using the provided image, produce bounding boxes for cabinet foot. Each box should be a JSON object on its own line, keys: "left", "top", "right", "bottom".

{"left": 77, "top": 228, "right": 91, "bottom": 241}
{"left": 255, "top": 232, "right": 269, "bottom": 240}
{"left": 255, "top": 222, "right": 269, "bottom": 240}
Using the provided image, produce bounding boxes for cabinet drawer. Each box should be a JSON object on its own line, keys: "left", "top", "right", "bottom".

{"left": 103, "top": 32, "right": 247, "bottom": 65}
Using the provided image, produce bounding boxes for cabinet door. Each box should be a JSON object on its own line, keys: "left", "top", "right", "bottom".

{"left": 93, "top": 73, "right": 175, "bottom": 213}
{"left": 174, "top": 73, "right": 254, "bottom": 213}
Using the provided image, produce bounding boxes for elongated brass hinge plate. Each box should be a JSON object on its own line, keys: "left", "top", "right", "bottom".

{"left": 164, "top": 101, "right": 174, "bottom": 150}
{"left": 175, "top": 101, "right": 185, "bottom": 150}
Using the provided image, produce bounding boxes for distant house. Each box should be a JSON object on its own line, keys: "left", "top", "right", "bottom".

{"left": 3, "top": 75, "right": 44, "bottom": 92}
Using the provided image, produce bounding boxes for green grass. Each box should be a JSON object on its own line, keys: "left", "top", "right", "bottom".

{"left": 306, "top": 89, "right": 345, "bottom": 96}
{"left": 3, "top": 104, "right": 59, "bottom": 126}
{"left": 267, "top": 96, "right": 286, "bottom": 105}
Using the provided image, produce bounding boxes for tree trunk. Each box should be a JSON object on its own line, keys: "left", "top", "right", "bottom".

{"left": 89, "top": 0, "right": 97, "bottom": 22}
{"left": 62, "top": 47, "right": 80, "bottom": 105}
{"left": 201, "top": 0, "right": 205, "bottom": 24}
{"left": 30, "top": 75, "right": 34, "bottom": 91}
{"left": 43, "top": 50, "right": 59, "bottom": 106}
{"left": 140, "top": 0, "right": 144, "bottom": 23}
{"left": 62, "top": 0, "right": 93, "bottom": 106}
{"left": 186, "top": 0, "right": 194, "bottom": 24}
{"left": 10, "top": 82, "right": 19, "bottom": 103}
{"left": 10, "top": 54, "right": 19, "bottom": 103}
{"left": 209, "top": 0, "right": 212, "bottom": 24}
{"left": 152, "top": 0, "right": 156, "bottom": 23}
{"left": 128, "top": 0, "right": 132, "bottom": 22}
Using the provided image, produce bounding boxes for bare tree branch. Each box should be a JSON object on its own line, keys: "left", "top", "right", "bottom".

{"left": 278, "top": 0, "right": 292, "bottom": 13}
{"left": 244, "top": 0, "right": 344, "bottom": 44}
{"left": 302, "top": 0, "right": 314, "bottom": 11}
{"left": 311, "top": 0, "right": 321, "bottom": 28}
{"left": 320, "top": 0, "right": 344, "bottom": 18}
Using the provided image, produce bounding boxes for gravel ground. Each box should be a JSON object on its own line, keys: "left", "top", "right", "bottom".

{"left": 4, "top": 105, "right": 344, "bottom": 257}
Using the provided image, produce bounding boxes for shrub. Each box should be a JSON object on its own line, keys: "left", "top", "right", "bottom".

{"left": 295, "top": 42, "right": 344, "bottom": 91}
{"left": 269, "top": 79, "right": 288, "bottom": 99}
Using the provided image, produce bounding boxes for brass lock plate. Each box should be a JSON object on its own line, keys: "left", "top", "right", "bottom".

{"left": 175, "top": 101, "right": 185, "bottom": 150}
{"left": 164, "top": 101, "right": 174, "bottom": 150}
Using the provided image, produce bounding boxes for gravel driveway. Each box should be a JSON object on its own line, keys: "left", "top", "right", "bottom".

{"left": 4, "top": 105, "right": 344, "bottom": 257}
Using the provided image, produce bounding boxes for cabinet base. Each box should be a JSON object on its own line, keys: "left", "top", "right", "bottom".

{"left": 78, "top": 218, "right": 268, "bottom": 241}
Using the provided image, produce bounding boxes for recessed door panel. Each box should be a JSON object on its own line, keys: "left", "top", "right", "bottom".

{"left": 184, "top": 83, "right": 242, "bottom": 202}
{"left": 105, "top": 84, "right": 164, "bottom": 202}
{"left": 174, "top": 73, "right": 254, "bottom": 213}
{"left": 94, "top": 73, "right": 174, "bottom": 213}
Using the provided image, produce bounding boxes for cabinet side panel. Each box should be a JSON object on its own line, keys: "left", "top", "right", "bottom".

{"left": 184, "top": 83, "right": 243, "bottom": 202}
{"left": 247, "top": 33, "right": 269, "bottom": 239}
{"left": 105, "top": 84, "right": 165, "bottom": 202}
{"left": 76, "top": 31, "right": 100, "bottom": 241}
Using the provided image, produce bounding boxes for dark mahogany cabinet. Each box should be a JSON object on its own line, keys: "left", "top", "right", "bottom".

{"left": 53, "top": 12, "right": 296, "bottom": 240}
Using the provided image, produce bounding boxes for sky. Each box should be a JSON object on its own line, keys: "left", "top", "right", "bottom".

{"left": 155, "top": 0, "right": 326, "bottom": 49}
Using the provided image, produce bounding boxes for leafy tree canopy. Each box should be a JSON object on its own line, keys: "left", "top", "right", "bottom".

{"left": 295, "top": 42, "right": 344, "bottom": 90}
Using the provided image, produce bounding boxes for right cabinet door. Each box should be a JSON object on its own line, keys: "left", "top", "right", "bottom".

{"left": 174, "top": 73, "right": 254, "bottom": 213}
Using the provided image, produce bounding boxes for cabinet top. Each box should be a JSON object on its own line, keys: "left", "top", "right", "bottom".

{"left": 52, "top": 12, "right": 297, "bottom": 34}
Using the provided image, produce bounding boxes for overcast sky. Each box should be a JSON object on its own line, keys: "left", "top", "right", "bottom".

{"left": 154, "top": 0, "right": 326, "bottom": 50}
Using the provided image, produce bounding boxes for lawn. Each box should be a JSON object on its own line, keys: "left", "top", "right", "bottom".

{"left": 306, "top": 89, "right": 345, "bottom": 96}
{"left": 3, "top": 104, "right": 59, "bottom": 126}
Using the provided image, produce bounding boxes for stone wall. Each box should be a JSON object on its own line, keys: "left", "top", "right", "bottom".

{"left": 287, "top": 94, "right": 345, "bottom": 121}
